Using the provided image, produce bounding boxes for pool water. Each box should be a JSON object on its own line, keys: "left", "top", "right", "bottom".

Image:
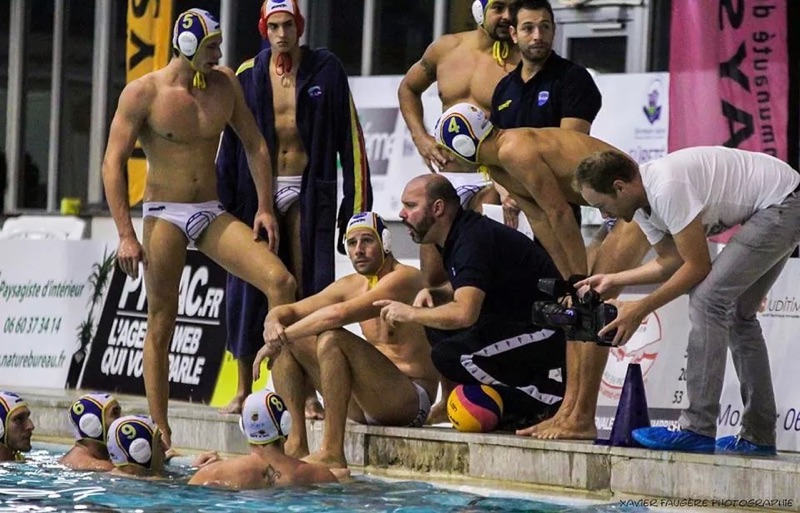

{"left": 0, "top": 445, "right": 649, "bottom": 513}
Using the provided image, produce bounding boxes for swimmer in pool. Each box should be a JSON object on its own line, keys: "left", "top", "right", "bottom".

{"left": 0, "top": 391, "right": 34, "bottom": 462}
{"left": 188, "top": 390, "right": 346, "bottom": 489}
{"left": 60, "top": 392, "right": 122, "bottom": 471}
{"left": 107, "top": 415, "right": 169, "bottom": 478}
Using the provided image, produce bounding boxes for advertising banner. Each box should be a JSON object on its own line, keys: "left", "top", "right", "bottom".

{"left": 669, "top": 1, "right": 788, "bottom": 159}
{"left": 595, "top": 289, "right": 689, "bottom": 435}
{"left": 582, "top": 72, "right": 669, "bottom": 225}
{"left": 0, "top": 241, "right": 113, "bottom": 389}
{"left": 718, "top": 258, "right": 800, "bottom": 451}
{"left": 80, "top": 250, "right": 227, "bottom": 404}
{"left": 592, "top": 73, "right": 669, "bottom": 165}
{"left": 348, "top": 76, "right": 442, "bottom": 220}
{"left": 125, "top": 0, "right": 173, "bottom": 206}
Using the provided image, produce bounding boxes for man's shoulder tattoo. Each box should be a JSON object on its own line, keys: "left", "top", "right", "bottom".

{"left": 263, "top": 464, "right": 282, "bottom": 486}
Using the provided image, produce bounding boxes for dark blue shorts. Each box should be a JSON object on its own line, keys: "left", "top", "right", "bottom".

{"left": 225, "top": 274, "right": 268, "bottom": 359}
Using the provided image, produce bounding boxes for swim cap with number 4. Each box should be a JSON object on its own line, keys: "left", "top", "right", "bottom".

{"left": 435, "top": 103, "right": 493, "bottom": 164}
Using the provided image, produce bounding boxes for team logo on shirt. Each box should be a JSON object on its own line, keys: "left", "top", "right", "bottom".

{"left": 498, "top": 99, "right": 512, "bottom": 111}
{"left": 537, "top": 91, "right": 549, "bottom": 106}
{"left": 308, "top": 85, "right": 322, "bottom": 98}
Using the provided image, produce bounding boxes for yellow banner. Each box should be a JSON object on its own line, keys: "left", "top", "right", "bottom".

{"left": 210, "top": 351, "right": 270, "bottom": 408}
{"left": 125, "top": 0, "right": 173, "bottom": 206}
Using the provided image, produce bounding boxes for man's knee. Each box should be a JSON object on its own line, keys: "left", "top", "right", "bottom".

{"left": 689, "top": 282, "right": 729, "bottom": 316}
{"left": 146, "top": 296, "right": 179, "bottom": 342}
{"left": 315, "top": 329, "right": 347, "bottom": 357}
{"left": 265, "top": 266, "right": 296, "bottom": 301}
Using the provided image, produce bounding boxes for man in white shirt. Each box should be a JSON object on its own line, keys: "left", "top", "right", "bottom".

{"left": 574, "top": 146, "right": 800, "bottom": 455}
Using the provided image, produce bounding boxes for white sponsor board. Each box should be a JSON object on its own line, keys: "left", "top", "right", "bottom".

{"left": 592, "top": 72, "right": 669, "bottom": 164}
{"left": 595, "top": 290, "right": 689, "bottom": 431}
{"left": 583, "top": 72, "right": 670, "bottom": 225}
{"left": 349, "top": 72, "right": 669, "bottom": 222}
{"left": 348, "top": 75, "right": 442, "bottom": 220}
{"left": 0, "top": 240, "right": 113, "bottom": 388}
{"left": 719, "top": 258, "right": 800, "bottom": 451}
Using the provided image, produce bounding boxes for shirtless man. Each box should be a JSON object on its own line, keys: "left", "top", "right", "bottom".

{"left": 434, "top": 103, "right": 650, "bottom": 439}
{"left": 102, "top": 8, "right": 296, "bottom": 449}
{"left": 217, "top": 0, "right": 372, "bottom": 415}
{"left": 188, "top": 390, "right": 345, "bottom": 488}
{"left": 399, "top": 0, "right": 519, "bottom": 179}
{"left": 60, "top": 393, "right": 122, "bottom": 471}
{"left": 0, "top": 392, "right": 34, "bottom": 462}
{"left": 398, "top": 0, "right": 520, "bottom": 422}
{"left": 252, "top": 212, "right": 439, "bottom": 468}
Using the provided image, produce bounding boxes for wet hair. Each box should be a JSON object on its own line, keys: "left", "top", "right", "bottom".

{"left": 574, "top": 151, "right": 639, "bottom": 195}
{"left": 424, "top": 175, "right": 461, "bottom": 210}
{"left": 511, "top": 0, "right": 555, "bottom": 27}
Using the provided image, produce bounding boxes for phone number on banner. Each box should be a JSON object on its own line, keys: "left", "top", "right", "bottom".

{"left": 3, "top": 316, "right": 62, "bottom": 335}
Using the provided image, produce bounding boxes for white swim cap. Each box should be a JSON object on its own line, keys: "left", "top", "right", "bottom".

{"left": 472, "top": 0, "right": 494, "bottom": 27}
{"left": 346, "top": 212, "right": 392, "bottom": 254}
{"left": 107, "top": 415, "right": 159, "bottom": 469}
{"left": 0, "top": 392, "right": 27, "bottom": 445}
{"left": 68, "top": 392, "right": 119, "bottom": 444}
{"left": 434, "top": 103, "right": 494, "bottom": 164}
{"left": 239, "top": 390, "right": 292, "bottom": 445}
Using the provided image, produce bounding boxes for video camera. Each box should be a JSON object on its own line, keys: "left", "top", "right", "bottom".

{"left": 531, "top": 276, "right": 617, "bottom": 346}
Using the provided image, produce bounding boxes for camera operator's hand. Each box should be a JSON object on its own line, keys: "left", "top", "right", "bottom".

{"left": 575, "top": 274, "right": 617, "bottom": 298}
{"left": 598, "top": 299, "right": 647, "bottom": 346}
{"left": 413, "top": 288, "right": 435, "bottom": 308}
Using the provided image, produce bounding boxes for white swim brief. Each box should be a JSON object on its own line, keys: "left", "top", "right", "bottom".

{"left": 274, "top": 175, "right": 303, "bottom": 215}
{"left": 143, "top": 200, "right": 225, "bottom": 243}
{"left": 439, "top": 172, "right": 493, "bottom": 209}
{"left": 362, "top": 381, "right": 432, "bottom": 428}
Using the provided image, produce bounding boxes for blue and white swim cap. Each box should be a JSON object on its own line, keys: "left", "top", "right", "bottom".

{"left": 434, "top": 103, "right": 494, "bottom": 164}
{"left": 0, "top": 392, "right": 27, "bottom": 446}
{"left": 346, "top": 212, "right": 392, "bottom": 254}
{"left": 68, "top": 392, "right": 119, "bottom": 445}
{"left": 172, "top": 8, "right": 221, "bottom": 88}
{"left": 239, "top": 390, "right": 292, "bottom": 445}
{"left": 107, "top": 415, "right": 159, "bottom": 469}
{"left": 472, "top": 0, "right": 494, "bottom": 27}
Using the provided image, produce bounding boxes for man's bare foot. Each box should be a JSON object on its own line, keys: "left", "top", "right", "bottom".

{"left": 533, "top": 418, "right": 597, "bottom": 440}
{"left": 305, "top": 396, "right": 325, "bottom": 420}
{"left": 218, "top": 395, "right": 246, "bottom": 415}
{"left": 303, "top": 449, "right": 347, "bottom": 469}
{"left": 425, "top": 401, "right": 449, "bottom": 425}
{"left": 516, "top": 414, "right": 560, "bottom": 436}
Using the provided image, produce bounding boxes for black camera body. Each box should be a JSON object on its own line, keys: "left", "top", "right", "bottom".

{"left": 531, "top": 276, "right": 617, "bottom": 346}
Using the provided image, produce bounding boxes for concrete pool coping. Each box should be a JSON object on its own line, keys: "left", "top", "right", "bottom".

{"left": 17, "top": 387, "right": 800, "bottom": 512}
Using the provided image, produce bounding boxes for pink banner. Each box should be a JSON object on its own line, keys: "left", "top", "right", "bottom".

{"left": 669, "top": 1, "right": 789, "bottom": 161}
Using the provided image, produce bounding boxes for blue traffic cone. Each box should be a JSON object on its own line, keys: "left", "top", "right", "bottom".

{"left": 607, "top": 363, "right": 651, "bottom": 447}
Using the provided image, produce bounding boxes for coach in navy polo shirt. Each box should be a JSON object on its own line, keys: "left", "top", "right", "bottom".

{"left": 491, "top": 0, "right": 601, "bottom": 133}
{"left": 376, "top": 174, "right": 566, "bottom": 430}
